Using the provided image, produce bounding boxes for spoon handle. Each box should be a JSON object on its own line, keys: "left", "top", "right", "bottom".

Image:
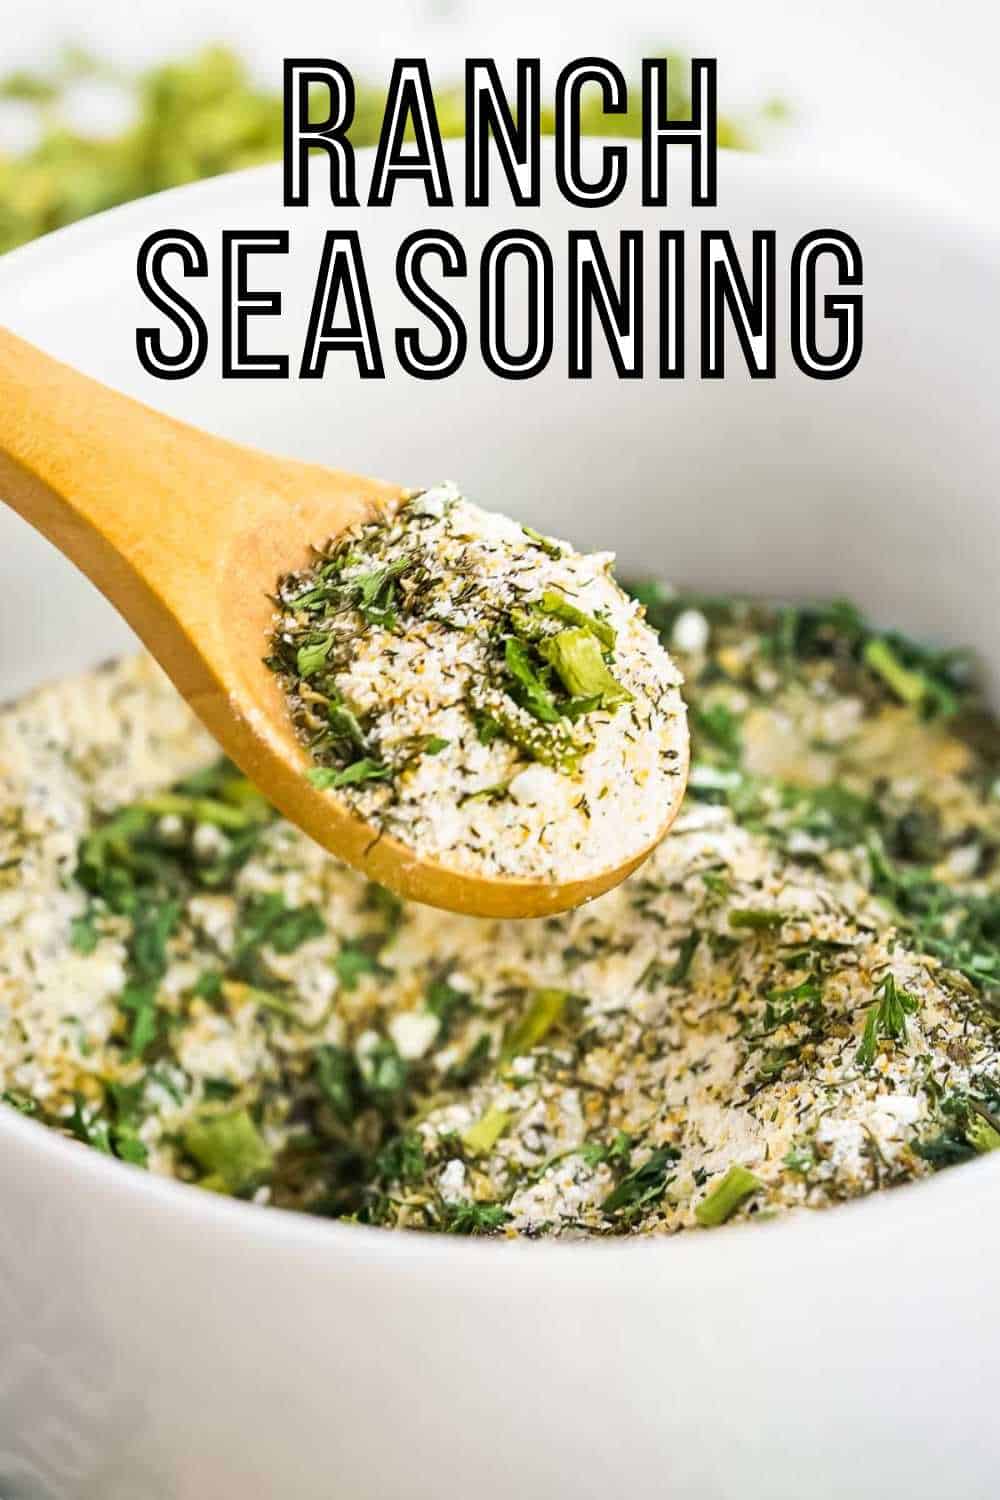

{"left": 0, "top": 326, "right": 396, "bottom": 662}
{"left": 0, "top": 326, "right": 274, "bottom": 592}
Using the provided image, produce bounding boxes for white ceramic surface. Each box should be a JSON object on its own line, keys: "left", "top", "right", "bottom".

{"left": 1, "top": 143, "right": 998, "bottom": 1500}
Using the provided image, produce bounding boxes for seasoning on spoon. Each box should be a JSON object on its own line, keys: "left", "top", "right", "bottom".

{"left": 266, "top": 483, "right": 687, "bottom": 884}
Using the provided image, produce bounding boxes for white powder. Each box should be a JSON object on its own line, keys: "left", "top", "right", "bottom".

{"left": 2, "top": 596, "right": 999, "bottom": 1238}
{"left": 269, "top": 485, "right": 687, "bottom": 882}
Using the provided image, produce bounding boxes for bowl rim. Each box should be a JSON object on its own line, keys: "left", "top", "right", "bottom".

{"left": 2, "top": 140, "right": 1000, "bottom": 297}
{"left": 2, "top": 142, "right": 1000, "bottom": 1272}
{"left": 3, "top": 1090, "right": 997, "bottom": 1272}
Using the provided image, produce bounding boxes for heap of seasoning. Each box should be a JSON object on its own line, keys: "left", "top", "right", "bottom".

{"left": 2, "top": 587, "right": 1000, "bottom": 1237}
{"left": 265, "top": 484, "right": 687, "bottom": 881}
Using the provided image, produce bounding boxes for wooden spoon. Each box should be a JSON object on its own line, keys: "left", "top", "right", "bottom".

{"left": 0, "top": 327, "right": 688, "bottom": 917}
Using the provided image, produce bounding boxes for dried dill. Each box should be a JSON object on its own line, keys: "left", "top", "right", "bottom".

{"left": 264, "top": 484, "right": 685, "bottom": 882}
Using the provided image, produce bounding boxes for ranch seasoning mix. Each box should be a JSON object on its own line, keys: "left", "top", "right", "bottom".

{"left": 1, "top": 584, "right": 999, "bottom": 1236}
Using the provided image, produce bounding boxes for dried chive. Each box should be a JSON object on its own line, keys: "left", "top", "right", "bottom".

{"left": 694, "top": 1165, "right": 763, "bottom": 1226}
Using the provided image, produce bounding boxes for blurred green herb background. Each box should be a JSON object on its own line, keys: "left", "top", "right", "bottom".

{"left": 0, "top": 45, "right": 771, "bottom": 254}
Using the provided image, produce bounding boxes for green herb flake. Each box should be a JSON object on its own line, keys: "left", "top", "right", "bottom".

{"left": 472, "top": 708, "right": 504, "bottom": 745}
{"left": 441, "top": 1200, "right": 512, "bottom": 1235}
{"left": 966, "top": 1114, "right": 1000, "bottom": 1155}
{"left": 326, "top": 700, "right": 369, "bottom": 754}
{"left": 522, "top": 525, "right": 563, "bottom": 559}
{"left": 863, "top": 638, "right": 936, "bottom": 713}
{"left": 193, "top": 969, "right": 223, "bottom": 1001}
{"left": 314, "top": 1044, "right": 359, "bottom": 1122}
{"left": 68, "top": 1095, "right": 113, "bottom": 1156}
{"left": 580, "top": 1131, "right": 632, "bottom": 1169}
{"left": 540, "top": 628, "right": 632, "bottom": 710}
{"left": 69, "top": 912, "right": 100, "bottom": 954}
{"left": 446, "top": 1033, "right": 493, "bottom": 1087}
{"left": 913, "top": 1129, "right": 977, "bottom": 1168}
{"left": 469, "top": 688, "right": 582, "bottom": 774}
{"left": 501, "top": 988, "right": 570, "bottom": 1063}
{"left": 353, "top": 557, "right": 411, "bottom": 628}
{"left": 504, "top": 635, "right": 560, "bottom": 723}
{"left": 460, "top": 782, "right": 510, "bottom": 805}
{"left": 425, "top": 976, "right": 468, "bottom": 1037}
{"left": 361, "top": 1038, "right": 407, "bottom": 1100}
{"left": 2, "top": 1089, "right": 38, "bottom": 1116}
{"left": 763, "top": 976, "right": 824, "bottom": 1031}
{"left": 462, "top": 1106, "right": 512, "bottom": 1156}
{"left": 537, "top": 588, "right": 615, "bottom": 648}
{"left": 694, "top": 1165, "right": 763, "bottom": 1227}
{"left": 295, "top": 635, "right": 332, "bottom": 678}
{"left": 107, "top": 1080, "right": 149, "bottom": 1167}
{"left": 375, "top": 1129, "right": 426, "bottom": 1185}
{"left": 237, "top": 892, "right": 325, "bottom": 957}
{"left": 308, "top": 759, "right": 391, "bottom": 791}
{"left": 693, "top": 702, "right": 742, "bottom": 761}
{"left": 668, "top": 930, "right": 701, "bottom": 984}
{"left": 729, "top": 908, "right": 787, "bottom": 932}
{"left": 138, "top": 791, "right": 268, "bottom": 831}
{"left": 120, "top": 980, "right": 161, "bottom": 1060}
{"left": 856, "top": 973, "right": 920, "bottom": 1069}
{"left": 782, "top": 1142, "right": 817, "bottom": 1177}
{"left": 182, "top": 1109, "right": 273, "bottom": 1194}
{"left": 334, "top": 941, "right": 383, "bottom": 991}
{"left": 602, "top": 1145, "right": 680, "bottom": 1219}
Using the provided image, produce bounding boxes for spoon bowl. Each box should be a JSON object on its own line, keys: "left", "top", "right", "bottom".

{"left": 0, "top": 326, "right": 687, "bottom": 916}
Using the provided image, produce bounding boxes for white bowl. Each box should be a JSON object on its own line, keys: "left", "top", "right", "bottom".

{"left": 1, "top": 144, "right": 999, "bottom": 1500}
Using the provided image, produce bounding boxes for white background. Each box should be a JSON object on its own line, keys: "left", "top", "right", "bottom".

{"left": 1, "top": 0, "right": 999, "bottom": 222}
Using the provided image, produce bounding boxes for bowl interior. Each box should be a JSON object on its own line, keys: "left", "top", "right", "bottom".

{"left": 1, "top": 144, "right": 999, "bottom": 1251}
{"left": 2, "top": 146, "right": 1000, "bottom": 1500}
